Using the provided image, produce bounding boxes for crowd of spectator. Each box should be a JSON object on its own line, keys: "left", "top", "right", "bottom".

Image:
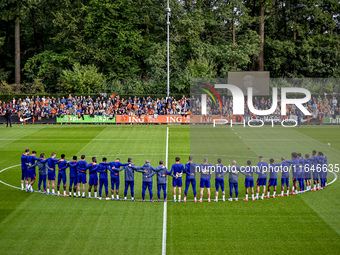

{"left": 0, "top": 93, "right": 339, "bottom": 120}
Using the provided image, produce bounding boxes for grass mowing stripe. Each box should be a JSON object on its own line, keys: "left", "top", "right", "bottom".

{"left": 162, "top": 127, "right": 169, "bottom": 255}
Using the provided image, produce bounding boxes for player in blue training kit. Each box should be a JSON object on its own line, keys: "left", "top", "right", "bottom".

{"left": 285, "top": 152, "right": 300, "bottom": 195}
{"left": 28, "top": 153, "right": 48, "bottom": 193}
{"left": 27, "top": 151, "right": 39, "bottom": 192}
{"left": 197, "top": 158, "right": 213, "bottom": 202}
{"left": 265, "top": 159, "right": 278, "bottom": 198}
{"left": 47, "top": 152, "right": 60, "bottom": 195}
{"left": 68, "top": 156, "right": 78, "bottom": 197}
{"left": 169, "top": 157, "right": 185, "bottom": 202}
{"left": 255, "top": 156, "right": 268, "bottom": 200}
{"left": 20, "top": 148, "right": 30, "bottom": 190}
{"left": 310, "top": 150, "right": 319, "bottom": 191}
{"left": 153, "top": 160, "right": 171, "bottom": 201}
{"left": 114, "top": 158, "right": 137, "bottom": 201}
{"left": 275, "top": 157, "right": 290, "bottom": 196}
{"left": 184, "top": 156, "right": 197, "bottom": 202}
{"left": 108, "top": 158, "right": 130, "bottom": 200}
{"left": 227, "top": 161, "right": 242, "bottom": 201}
{"left": 132, "top": 160, "right": 157, "bottom": 202}
{"left": 215, "top": 158, "right": 227, "bottom": 202}
{"left": 97, "top": 157, "right": 112, "bottom": 200}
{"left": 76, "top": 154, "right": 88, "bottom": 198}
{"left": 57, "top": 154, "right": 69, "bottom": 197}
{"left": 317, "top": 152, "right": 327, "bottom": 189}
{"left": 297, "top": 153, "right": 305, "bottom": 193}
{"left": 304, "top": 154, "right": 313, "bottom": 191}
{"left": 241, "top": 160, "right": 256, "bottom": 201}
{"left": 87, "top": 157, "right": 99, "bottom": 198}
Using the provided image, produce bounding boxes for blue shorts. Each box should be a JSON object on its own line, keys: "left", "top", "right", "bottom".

{"left": 244, "top": 179, "right": 254, "bottom": 188}
{"left": 111, "top": 177, "right": 120, "bottom": 191}
{"left": 215, "top": 179, "right": 225, "bottom": 191}
{"left": 256, "top": 178, "right": 267, "bottom": 186}
{"left": 89, "top": 175, "right": 98, "bottom": 186}
{"left": 69, "top": 177, "right": 78, "bottom": 187}
{"left": 78, "top": 173, "right": 87, "bottom": 184}
{"left": 200, "top": 178, "right": 211, "bottom": 188}
{"left": 172, "top": 177, "right": 182, "bottom": 187}
{"left": 28, "top": 169, "right": 36, "bottom": 179}
{"left": 281, "top": 178, "right": 289, "bottom": 188}
{"left": 48, "top": 171, "right": 56, "bottom": 181}
{"left": 57, "top": 171, "right": 67, "bottom": 185}
{"left": 21, "top": 170, "right": 28, "bottom": 181}
{"left": 304, "top": 172, "right": 311, "bottom": 180}
{"left": 313, "top": 177, "right": 319, "bottom": 182}
{"left": 268, "top": 178, "right": 277, "bottom": 187}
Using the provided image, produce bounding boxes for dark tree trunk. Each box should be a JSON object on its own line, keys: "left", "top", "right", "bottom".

{"left": 258, "top": 1, "right": 265, "bottom": 71}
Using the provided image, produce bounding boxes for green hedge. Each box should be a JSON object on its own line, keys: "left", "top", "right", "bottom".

{"left": 0, "top": 93, "right": 188, "bottom": 102}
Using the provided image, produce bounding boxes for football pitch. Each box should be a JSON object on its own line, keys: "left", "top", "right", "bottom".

{"left": 0, "top": 125, "right": 339, "bottom": 254}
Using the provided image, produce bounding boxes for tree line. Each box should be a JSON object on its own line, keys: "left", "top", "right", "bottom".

{"left": 0, "top": 0, "right": 339, "bottom": 95}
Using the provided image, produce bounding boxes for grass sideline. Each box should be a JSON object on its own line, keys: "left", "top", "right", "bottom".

{"left": 0, "top": 125, "right": 339, "bottom": 254}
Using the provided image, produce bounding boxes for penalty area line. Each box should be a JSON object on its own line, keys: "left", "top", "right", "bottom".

{"left": 162, "top": 127, "right": 169, "bottom": 255}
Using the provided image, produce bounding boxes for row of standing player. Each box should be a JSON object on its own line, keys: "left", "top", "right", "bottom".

{"left": 20, "top": 149, "right": 328, "bottom": 202}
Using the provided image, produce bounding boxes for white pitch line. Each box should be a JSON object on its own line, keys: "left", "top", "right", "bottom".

{"left": 0, "top": 164, "right": 21, "bottom": 190}
{"left": 162, "top": 127, "right": 169, "bottom": 255}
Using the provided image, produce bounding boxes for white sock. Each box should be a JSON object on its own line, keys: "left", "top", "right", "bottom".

{"left": 78, "top": 191, "right": 80, "bottom": 196}
{"left": 245, "top": 194, "right": 248, "bottom": 199}
{"left": 116, "top": 195, "right": 119, "bottom": 199}
{"left": 57, "top": 191, "right": 60, "bottom": 195}
{"left": 69, "top": 192, "right": 72, "bottom": 196}
{"left": 281, "top": 191, "right": 284, "bottom": 195}
{"left": 47, "top": 188, "right": 50, "bottom": 193}
{"left": 273, "top": 191, "right": 276, "bottom": 196}
{"left": 88, "top": 192, "right": 91, "bottom": 198}
{"left": 82, "top": 192, "right": 85, "bottom": 197}
{"left": 173, "top": 195, "right": 176, "bottom": 201}
{"left": 222, "top": 195, "right": 225, "bottom": 200}
{"left": 267, "top": 191, "right": 270, "bottom": 196}
{"left": 95, "top": 192, "right": 97, "bottom": 197}
{"left": 317, "top": 183, "right": 319, "bottom": 188}
{"left": 74, "top": 192, "right": 76, "bottom": 196}
{"left": 21, "top": 183, "right": 24, "bottom": 189}
{"left": 178, "top": 195, "right": 181, "bottom": 201}
{"left": 292, "top": 187, "right": 295, "bottom": 192}
{"left": 251, "top": 194, "right": 254, "bottom": 199}
{"left": 313, "top": 184, "right": 316, "bottom": 189}
{"left": 261, "top": 194, "right": 264, "bottom": 199}
{"left": 215, "top": 196, "right": 218, "bottom": 201}
{"left": 256, "top": 193, "right": 259, "bottom": 198}
{"left": 63, "top": 191, "right": 66, "bottom": 195}
{"left": 52, "top": 189, "right": 55, "bottom": 194}
{"left": 200, "top": 197, "right": 202, "bottom": 201}
{"left": 194, "top": 196, "right": 197, "bottom": 201}
{"left": 286, "top": 190, "right": 289, "bottom": 195}
{"left": 131, "top": 197, "right": 134, "bottom": 200}
{"left": 112, "top": 195, "right": 114, "bottom": 199}
{"left": 208, "top": 198, "right": 211, "bottom": 202}
{"left": 124, "top": 197, "right": 127, "bottom": 200}
{"left": 184, "top": 196, "right": 186, "bottom": 201}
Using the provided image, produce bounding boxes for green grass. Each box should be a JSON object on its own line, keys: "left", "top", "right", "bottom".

{"left": 0, "top": 125, "right": 339, "bottom": 254}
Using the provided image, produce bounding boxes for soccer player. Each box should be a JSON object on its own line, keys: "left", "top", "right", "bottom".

{"left": 317, "top": 152, "right": 327, "bottom": 189}
{"left": 76, "top": 154, "right": 88, "bottom": 198}
{"left": 27, "top": 151, "right": 39, "bottom": 192}
{"left": 154, "top": 160, "right": 171, "bottom": 201}
{"left": 28, "top": 153, "right": 48, "bottom": 193}
{"left": 227, "top": 160, "right": 241, "bottom": 201}
{"left": 311, "top": 150, "right": 319, "bottom": 191}
{"left": 197, "top": 158, "right": 213, "bottom": 203}
{"left": 304, "top": 154, "right": 312, "bottom": 191}
{"left": 97, "top": 157, "right": 112, "bottom": 200}
{"left": 255, "top": 156, "right": 268, "bottom": 200}
{"left": 108, "top": 158, "right": 130, "bottom": 200}
{"left": 184, "top": 156, "right": 197, "bottom": 202}
{"left": 169, "top": 157, "right": 185, "bottom": 202}
{"left": 241, "top": 160, "right": 255, "bottom": 201}
{"left": 276, "top": 157, "right": 290, "bottom": 197}
{"left": 297, "top": 153, "right": 305, "bottom": 193}
{"left": 68, "top": 156, "right": 78, "bottom": 197}
{"left": 132, "top": 160, "right": 157, "bottom": 202}
{"left": 114, "top": 158, "right": 137, "bottom": 201}
{"left": 47, "top": 152, "right": 60, "bottom": 195}
{"left": 215, "top": 158, "right": 226, "bottom": 202}
{"left": 264, "top": 159, "right": 278, "bottom": 198}
{"left": 20, "top": 148, "right": 30, "bottom": 190}
{"left": 285, "top": 152, "right": 299, "bottom": 195}
{"left": 57, "top": 154, "right": 69, "bottom": 197}
{"left": 87, "top": 157, "right": 99, "bottom": 198}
